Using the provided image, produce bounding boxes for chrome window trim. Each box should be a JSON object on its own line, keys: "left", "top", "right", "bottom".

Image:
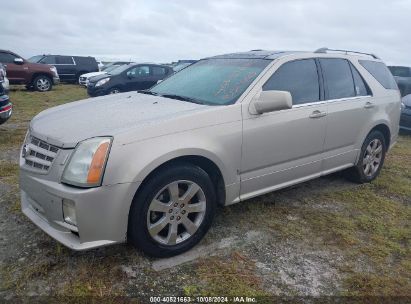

{"left": 292, "top": 95, "right": 372, "bottom": 108}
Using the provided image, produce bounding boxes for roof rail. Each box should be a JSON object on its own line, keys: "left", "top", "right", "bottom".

{"left": 314, "top": 47, "right": 380, "bottom": 60}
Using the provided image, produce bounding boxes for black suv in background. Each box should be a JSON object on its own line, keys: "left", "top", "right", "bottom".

{"left": 28, "top": 55, "right": 99, "bottom": 83}
{"left": 388, "top": 66, "right": 411, "bottom": 97}
{"left": 87, "top": 63, "right": 173, "bottom": 96}
{"left": 0, "top": 63, "right": 12, "bottom": 125}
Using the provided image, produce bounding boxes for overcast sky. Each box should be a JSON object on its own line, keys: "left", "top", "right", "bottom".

{"left": 2, "top": 0, "right": 410, "bottom": 65}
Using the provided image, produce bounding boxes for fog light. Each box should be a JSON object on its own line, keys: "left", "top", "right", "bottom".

{"left": 62, "top": 199, "right": 77, "bottom": 226}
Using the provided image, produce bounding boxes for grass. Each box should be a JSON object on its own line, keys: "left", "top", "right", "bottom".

{"left": 0, "top": 84, "right": 410, "bottom": 297}
{"left": 184, "top": 252, "right": 270, "bottom": 301}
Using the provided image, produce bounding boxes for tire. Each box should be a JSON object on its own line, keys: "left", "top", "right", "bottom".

{"left": 109, "top": 87, "right": 121, "bottom": 94}
{"left": 347, "top": 130, "right": 386, "bottom": 183}
{"left": 33, "top": 75, "right": 52, "bottom": 92}
{"left": 128, "top": 163, "right": 217, "bottom": 257}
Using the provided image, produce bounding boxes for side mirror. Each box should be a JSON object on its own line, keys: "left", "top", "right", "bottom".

{"left": 251, "top": 90, "right": 292, "bottom": 114}
{"left": 14, "top": 58, "right": 24, "bottom": 65}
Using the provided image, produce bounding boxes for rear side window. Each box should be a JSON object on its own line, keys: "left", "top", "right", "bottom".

{"left": 75, "top": 57, "right": 97, "bottom": 65}
{"left": 388, "top": 66, "right": 411, "bottom": 77}
{"left": 359, "top": 60, "right": 398, "bottom": 90}
{"left": 320, "top": 58, "right": 355, "bottom": 100}
{"left": 263, "top": 59, "right": 320, "bottom": 105}
{"left": 152, "top": 66, "right": 166, "bottom": 76}
{"left": 56, "top": 56, "right": 74, "bottom": 64}
{"left": 350, "top": 63, "right": 371, "bottom": 96}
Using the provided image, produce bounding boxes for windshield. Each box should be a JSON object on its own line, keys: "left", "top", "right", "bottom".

{"left": 107, "top": 64, "right": 132, "bottom": 75}
{"left": 104, "top": 65, "right": 121, "bottom": 73}
{"left": 150, "top": 58, "right": 270, "bottom": 105}
{"left": 28, "top": 55, "right": 44, "bottom": 63}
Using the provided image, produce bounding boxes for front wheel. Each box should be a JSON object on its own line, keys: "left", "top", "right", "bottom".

{"left": 347, "top": 130, "right": 386, "bottom": 183}
{"left": 128, "top": 164, "right": 216, "bottom": 257}
{"left": 33, "top": 75, "right": 52, "bottom": 92}
{"left": 109, "top": 87, "right": 121, "bottom": 94}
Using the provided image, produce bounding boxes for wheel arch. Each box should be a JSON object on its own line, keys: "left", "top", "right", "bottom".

{"left": 369, "top": 123, "right": 391, "bottom": 148}
{"left": 30, "top": 72, "right": 53, "bottom": 85}
{"left": 133, "top": 154, "right": 227, "bottom": 207}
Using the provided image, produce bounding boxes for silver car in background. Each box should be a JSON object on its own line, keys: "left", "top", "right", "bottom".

{"left": 20, "top": 49, "right": 401, "bottom": 257}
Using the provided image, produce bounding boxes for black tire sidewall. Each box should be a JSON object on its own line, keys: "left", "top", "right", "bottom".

{"left": 128, "top": 164, "right": 216, "bottom": 257}
{"left": 33, "top": 75, "right": 52, "bottom": 92}
{"left": 109, "top": 87, "right": 120, "bottom": 94}
{"left": 355, "top": 130, "right": 387, "bottom": 183}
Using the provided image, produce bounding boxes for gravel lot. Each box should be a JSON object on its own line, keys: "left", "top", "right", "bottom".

{"left": 1, "top": 85, "right": 410, "bottom": 301}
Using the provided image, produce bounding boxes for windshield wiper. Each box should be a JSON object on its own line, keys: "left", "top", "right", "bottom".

{"left": 160, "top": 94, "right": 205, "bottom": 105}
{"left": 137, "top": 90, "right": 159, "bottom": 96}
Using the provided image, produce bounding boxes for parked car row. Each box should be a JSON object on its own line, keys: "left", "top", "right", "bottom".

{"left": 0, "top": 50, "right": 60, "bottom": 92}
{"left": 0, "top": 63, "right": 12, "bottom": 125}
{"left": 28, "top": 55, "right": 99, "bottom": 84}
{"left": 86, "top": 63, "right": 173, "bottom": 96}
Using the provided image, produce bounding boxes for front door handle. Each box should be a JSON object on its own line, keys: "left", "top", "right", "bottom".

{"left": 364, "top": 101, "right": 375, "bottom": 109}
{"left": 309, "top": 110, "right": 327, "bottom": 118}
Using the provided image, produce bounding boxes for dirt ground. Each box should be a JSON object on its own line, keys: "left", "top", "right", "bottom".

{"left": 0, "top": 85, "right": 410, "bottom": 302}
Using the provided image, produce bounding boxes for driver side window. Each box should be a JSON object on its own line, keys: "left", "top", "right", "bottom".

{"left": 263, "top": 59, "right": 320, "bottom": 105}
{"left": 127, "top": 66, "right": 150, "bottom": 78}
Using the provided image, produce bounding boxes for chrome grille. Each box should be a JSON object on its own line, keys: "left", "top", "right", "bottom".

{"left": 24, "top": 136, "right": 59, "bottom": 172}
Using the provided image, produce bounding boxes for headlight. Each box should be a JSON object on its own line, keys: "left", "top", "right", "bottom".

{"left": 62, "top": 137, "right": 112, "bottom": 188}
{"left": 401, "top": 102, "right": 405, "bottom": 111}
{"left": 95, "top": 78, "right": 110, "bottom": 87}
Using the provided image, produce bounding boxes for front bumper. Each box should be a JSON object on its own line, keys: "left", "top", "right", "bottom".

{"left": 53, "top": 76, "right": 60, "bottom": 85}
{"left": 79, "top": 77, "right": 88, "bottom": 86}
{"left": 2, "top": 78, "right": 9, "bottom": 94}
{"left": 87, "top": 85, "right": 107, "bottom": 97}
{"left": 0, "top": 96, "right": 12, "bottom": 124}
{"left": 20, "top": 157, "right": 140, "bottom": 250}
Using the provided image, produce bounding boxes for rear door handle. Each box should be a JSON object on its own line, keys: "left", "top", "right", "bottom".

{"left": 364, "top": 101, "right": 375, "bottom": 109}
{"left": 309, "top": 110, "right": 327, "bottom": 118}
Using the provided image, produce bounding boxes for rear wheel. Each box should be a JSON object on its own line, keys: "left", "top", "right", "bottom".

{"left": 33, "top": 75, "right": 52, "bottom": 92}
{"left": 347, "top": 130, "right": 386, "bottom": 183}
{"left": 128, "top": 164, "right": 216, "bottom": 257}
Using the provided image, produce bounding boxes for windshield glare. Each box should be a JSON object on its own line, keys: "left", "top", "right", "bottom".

{"left": 108, "top": 64, "right": 132, "bottom": 75}
{"left": 150, "top": 58, "right": 270, "bottom": 105}
{"left": 28, "top": 55, "right": 44, "bottom": 63}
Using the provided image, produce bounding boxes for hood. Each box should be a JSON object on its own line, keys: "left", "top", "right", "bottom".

{"left": 82, "top": 71, "right": 106, "bottom": 78}
{"left": 88, "top": 73, "right": 111, "bottom": 83}
{"left": 29, "top": 92, "right": 208, "bottom": 148}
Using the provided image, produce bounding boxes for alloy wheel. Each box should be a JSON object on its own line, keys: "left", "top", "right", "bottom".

{"left": 146, "top": 180, "right": 206, "bottom": 246}
{"left": 362, "top": 138, "right": 383, "bottom": 177}
{"left": 36, "top": 78, "right": 50, "bottom": 91}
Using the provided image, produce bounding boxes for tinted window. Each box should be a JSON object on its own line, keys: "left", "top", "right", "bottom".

{"left": 360, "top": 60, "right": 398, "bottom": 90}
{"left": 40, "top": 56, "right": 56, "bottom": 64}
{"left": 320, "top": 59, "right": 355, "bottom": 100}
{"left": 388, "top": 66, "right": 411, "bottom": 77}
{"left": 350, "top": 63, "right": 370, "bottom": 96}
{"left": 263, "top": 59, "right": 320, "bottom": 105}
{"left": 75, "top": 57, "right": 97, "bottom": 65}
{"left": 126, "top": 66, "right": 150, "bottom": 78}
{"left": 152, "top": 66, "right": 166, "bottom": 76}
{"left": 0, "top": 52, "right": 17, "bottom": 63}
{"left": 56, "top": 56, "right": 74, "bottom": 64}
{"left": 151, "top": 58, "right": 270, "bottom": 105}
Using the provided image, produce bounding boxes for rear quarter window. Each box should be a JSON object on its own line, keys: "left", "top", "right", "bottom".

{"left": 359, "top": 60, "right": 398, "bottom": 90}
